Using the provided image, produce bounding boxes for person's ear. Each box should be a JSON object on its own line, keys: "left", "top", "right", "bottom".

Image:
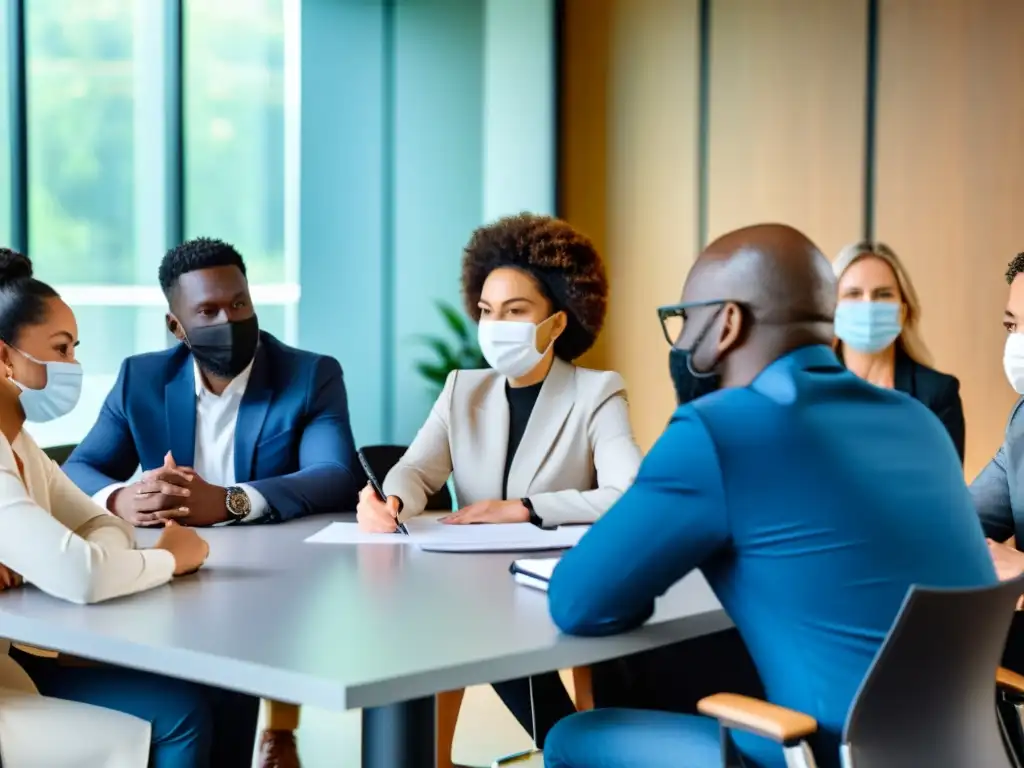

{"left": 0, "top": 343, "right": 13, "bottom": 378}
{"left": 715, "top": 303, "right": 745, "bottom": 354}
{"left": 549, "top": 310, "right": 568, "bottom": 342}
{"left": 537, "top": 310, "right": 568, "bottom": 352}
{"left": 166, "top": 313, "right": 185, "bottom": 342}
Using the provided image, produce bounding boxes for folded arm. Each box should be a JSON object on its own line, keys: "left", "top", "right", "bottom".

{"left": 548, "top": 408, "right": 730, "bottom": 636}
{"left": 248, "top": 358, "right": 362, "bottom": 521}
{"left": 528, "top": 386, "right": 643, "bottom": 526}
{"left": 382, "top": 372, "right": 455, "bottom": 519}
{"left": 63, "top": 360, "right": 140, "bottom": 498}
{"left": 0, "top": 444, "right": 173, "bottom": 605}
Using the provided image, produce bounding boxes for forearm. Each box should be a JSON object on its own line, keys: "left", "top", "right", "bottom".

{"left": 249, "top": 463, "right": 360, "bottom": 521}
{"left": 528, "top": 487, "right": 623, "bottom": 527}
{"left": 382, "top": 463, "right": 440, "bottom": 520}
{"left": 0, "top": 499, "right": 173, "bottom": 605}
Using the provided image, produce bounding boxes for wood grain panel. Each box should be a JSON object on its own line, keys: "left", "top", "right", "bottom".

{"left": 561, "top": 0, "right": 701, "bottom": 450}
{"left": 874, "top": 0, "right": 1024, "bottom": 478}
{"left": 706, "top": 0, "right": 867, "bottom": 257}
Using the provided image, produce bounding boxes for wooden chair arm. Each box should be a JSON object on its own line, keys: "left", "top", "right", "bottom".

{"left": 998, "top": 667, "right": 1024, "bottom": 696}
{"left": 698, "top": 693, "right": 818, "bottom": 744}
{"left": 571, "top": 666, "right": 594, "bottom": 711}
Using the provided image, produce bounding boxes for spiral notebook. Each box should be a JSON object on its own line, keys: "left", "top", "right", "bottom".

{"left": 509, "top": 557, "right": 560, "bottom": 592}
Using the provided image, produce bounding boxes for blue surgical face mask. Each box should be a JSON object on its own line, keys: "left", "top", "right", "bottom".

{"left": 834, "top": 300, "right": 902, "bottom": 354}
{"left": 11, "top": 349, "right": 84, "bottom": 423}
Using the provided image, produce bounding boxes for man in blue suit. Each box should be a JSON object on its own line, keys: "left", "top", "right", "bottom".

{"left": 543, "top": 224, "right": 996, "bottom": 768}
{"left": 64, "top": 237, "right": 362, "bottom": 527}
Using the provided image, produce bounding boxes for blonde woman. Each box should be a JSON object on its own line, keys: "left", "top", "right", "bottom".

{"left": 833, "top": 241, "right": 965, "bottom": 461}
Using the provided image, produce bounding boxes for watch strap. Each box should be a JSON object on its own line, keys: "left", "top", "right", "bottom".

{"left": 522, "top": 497, "right": 543, "bottom": 528}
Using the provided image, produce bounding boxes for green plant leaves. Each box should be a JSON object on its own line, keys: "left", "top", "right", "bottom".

{"left": 413, "top": 301, "right": 488, "bottom": 391}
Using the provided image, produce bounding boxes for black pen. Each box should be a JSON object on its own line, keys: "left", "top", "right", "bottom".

{"left": 358, "top": 450, "right": 409, "bottom": 535}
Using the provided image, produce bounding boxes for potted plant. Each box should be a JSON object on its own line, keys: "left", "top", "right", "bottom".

{"left": 414, "top": 300, "right": 488, "bottom": 393}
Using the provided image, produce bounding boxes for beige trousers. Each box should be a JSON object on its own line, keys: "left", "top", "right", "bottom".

{"left": 0, "top": 648, "right": 150, "bottom": 768}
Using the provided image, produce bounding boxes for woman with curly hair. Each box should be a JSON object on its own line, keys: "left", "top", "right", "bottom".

{"left": 357, "top": 213, "right": 642, "bottom": 764}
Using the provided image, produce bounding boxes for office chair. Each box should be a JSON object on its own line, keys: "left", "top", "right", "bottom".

{"left": 42, "top": 443, "right": 76, "bottom": 466}
{"left": 358, "top": 444, "right": 454, "bottom": 511}
{"left": 698, "top": 577, "right": 1024, "bottom": 768}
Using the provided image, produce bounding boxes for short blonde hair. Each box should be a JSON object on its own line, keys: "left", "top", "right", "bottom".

{"left": 832, "top": 241, "right": 932, "bottom": 366}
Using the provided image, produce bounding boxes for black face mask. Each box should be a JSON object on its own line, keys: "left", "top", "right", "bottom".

{"left": 183, "top": 316, "right": 259, "bottom": 379}
{"left": 669, "top": 347, "right": 720, "bottom": 405}
{"left": 668, "top": 306, "right": 723, "bottom": 405}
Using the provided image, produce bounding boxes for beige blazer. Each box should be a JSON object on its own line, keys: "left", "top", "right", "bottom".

{"left": 383, "top": 357, "right": 642, "bottom": 526}
{"left": 0, "top": 430, "right": 173, "bottom": 606}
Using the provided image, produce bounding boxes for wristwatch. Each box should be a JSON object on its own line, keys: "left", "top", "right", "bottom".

{"left": 225, "top": 486, "right": 252, "bottom": 521}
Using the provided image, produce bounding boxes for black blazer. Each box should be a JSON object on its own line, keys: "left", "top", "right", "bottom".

{"left": 893, "top": 349, "right": 966, "bottom": 464}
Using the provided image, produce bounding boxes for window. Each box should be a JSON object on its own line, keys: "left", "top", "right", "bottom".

{"left": 184, "top": 0, "right": 293, "bottom": 342}
{"left": 0, "top": 2, "right": 11, "bottom": 247}
{"left": 20, "top": 0, "right": 291, "bottom": 448}
{"left": 24, "top": 0, "right": 147, "bottom": 447}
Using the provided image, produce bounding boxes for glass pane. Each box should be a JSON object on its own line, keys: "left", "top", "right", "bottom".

{"left": 184, "top": 0, "right": 285, "bottom": 285}
{"left": 25, "top": 0, "right": 138, "bottom": 284}
{"left": 0, "top": 3, "right": 13, "bottom": 247}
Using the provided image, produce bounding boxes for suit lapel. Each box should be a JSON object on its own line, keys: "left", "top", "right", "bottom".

{"left": 506, "top": 358, "right": 575, "bottom": 498}
{"left": 234, "top": 345, "right": 272, "bottom": 484}
{"left": 474, "top": 375, "right": 510, "bottom": 501}
{"left": 164, "top": 357, "right": 197, "bottom": 468}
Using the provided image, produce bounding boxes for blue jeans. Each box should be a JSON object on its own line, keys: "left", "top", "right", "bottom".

{"left": 543, "top": 708, "right": 729, "bottom": 767}
{"left": 11, "top": 649, "right": 258, "bottom": 768}
{"left": 544, "top": 709, "right": 788, "bottom": 768}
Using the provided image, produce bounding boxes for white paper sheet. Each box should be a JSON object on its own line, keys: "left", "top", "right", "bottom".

{"left": 305, "top": 518, "right": 588, "bottom": 553}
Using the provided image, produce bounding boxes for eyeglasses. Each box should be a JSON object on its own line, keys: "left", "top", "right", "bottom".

{"left": 656, "top": 300, "right": 729, "bottom": 346}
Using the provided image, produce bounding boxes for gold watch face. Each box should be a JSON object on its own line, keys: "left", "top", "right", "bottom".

{"left": 227, "top": 487, "right": 251, "bottom": 518}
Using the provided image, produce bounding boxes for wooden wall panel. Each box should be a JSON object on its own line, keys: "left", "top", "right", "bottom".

{"left": 706, "top": 0, "right": 867, "bottom": 257}
{"left": 561, "top": 0, "right": 700, "bottom": 451}
{"left": 875, "top": 0, "right": 1024, "bottom": 478}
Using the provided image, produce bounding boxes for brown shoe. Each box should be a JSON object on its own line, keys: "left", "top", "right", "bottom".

{"left": 259, "top": 729, "right": 300, "bottom": 768}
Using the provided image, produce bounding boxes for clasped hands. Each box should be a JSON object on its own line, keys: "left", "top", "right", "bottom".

{"left": 986, "top": 538, "right": 1024, "bottom": 611}
{"left": 355, "top": 485, "right": 528, "bottom": 532}
{"left": 109, "top": 452, "right": 228, "bottom": 528}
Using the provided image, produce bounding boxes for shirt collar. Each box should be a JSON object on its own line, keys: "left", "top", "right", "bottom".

{"left": 193, "top": 357, "right": 255, "bottom": 398}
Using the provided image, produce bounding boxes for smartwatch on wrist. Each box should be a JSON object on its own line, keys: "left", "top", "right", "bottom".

{"left": 522, "top": 497, "right": 543, "bottom": 528}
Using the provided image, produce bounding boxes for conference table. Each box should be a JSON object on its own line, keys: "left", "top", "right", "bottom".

{"left": 0, "top": 515, "right": 729, "bottom": 767}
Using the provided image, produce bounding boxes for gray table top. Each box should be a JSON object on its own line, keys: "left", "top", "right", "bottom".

{"left": 0, "top": 515, "right": 729, "bottom": 711}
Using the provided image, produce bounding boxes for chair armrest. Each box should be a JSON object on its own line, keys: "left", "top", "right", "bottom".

{"left": 998, "top": 667, "right": 1024, "bottom": 696}
{"left": 698, "top": 693, "right": 818, "bottom": 744}
{"left": 571, "top": 666, "right": 594, "bottom": 711}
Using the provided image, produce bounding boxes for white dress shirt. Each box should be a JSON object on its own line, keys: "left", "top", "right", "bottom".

{"left": 0, "top": 428, "right": 174, "bottom": 605}
{"left": 93, "top": 358, "right": 270, "bottom": 523}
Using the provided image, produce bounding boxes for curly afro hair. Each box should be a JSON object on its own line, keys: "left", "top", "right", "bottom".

{"left": 1008, "top": 252, "right": 1024, "bottom": 284}
{"left": 461, "top": 213, "right": 608, "bottom": 361}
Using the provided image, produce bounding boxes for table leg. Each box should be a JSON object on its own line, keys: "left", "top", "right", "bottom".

{"left": 362, "top": 695, "right": 436, "bottom": 768}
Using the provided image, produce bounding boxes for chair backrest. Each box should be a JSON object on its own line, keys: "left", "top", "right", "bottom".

{"left": 842, "top": 576, "right": 1024, "bottom": 768}
{"left": 358, "top": 444, "right": 453, "bottom": 512}
{"left": 42, "top": 443, "right": 77, "bottom": 466}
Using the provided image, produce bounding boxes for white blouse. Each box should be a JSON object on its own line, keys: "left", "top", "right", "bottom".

{"left": 0, "top": 429, "right": 174, "bottom": 605}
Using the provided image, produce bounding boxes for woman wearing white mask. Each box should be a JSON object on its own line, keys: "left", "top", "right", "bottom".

{"left": 832, "top": 241, "right": 965, "bottom": 462}
{"left": 357, "top": 213, "right": 642, "bottom": 765}
{"left": 0, "top": 249, "right": 222, "bottom": 768}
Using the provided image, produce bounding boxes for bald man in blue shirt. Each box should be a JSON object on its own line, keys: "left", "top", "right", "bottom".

{"left": 543, "top": 224, "right": 996, "bottom": 768}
